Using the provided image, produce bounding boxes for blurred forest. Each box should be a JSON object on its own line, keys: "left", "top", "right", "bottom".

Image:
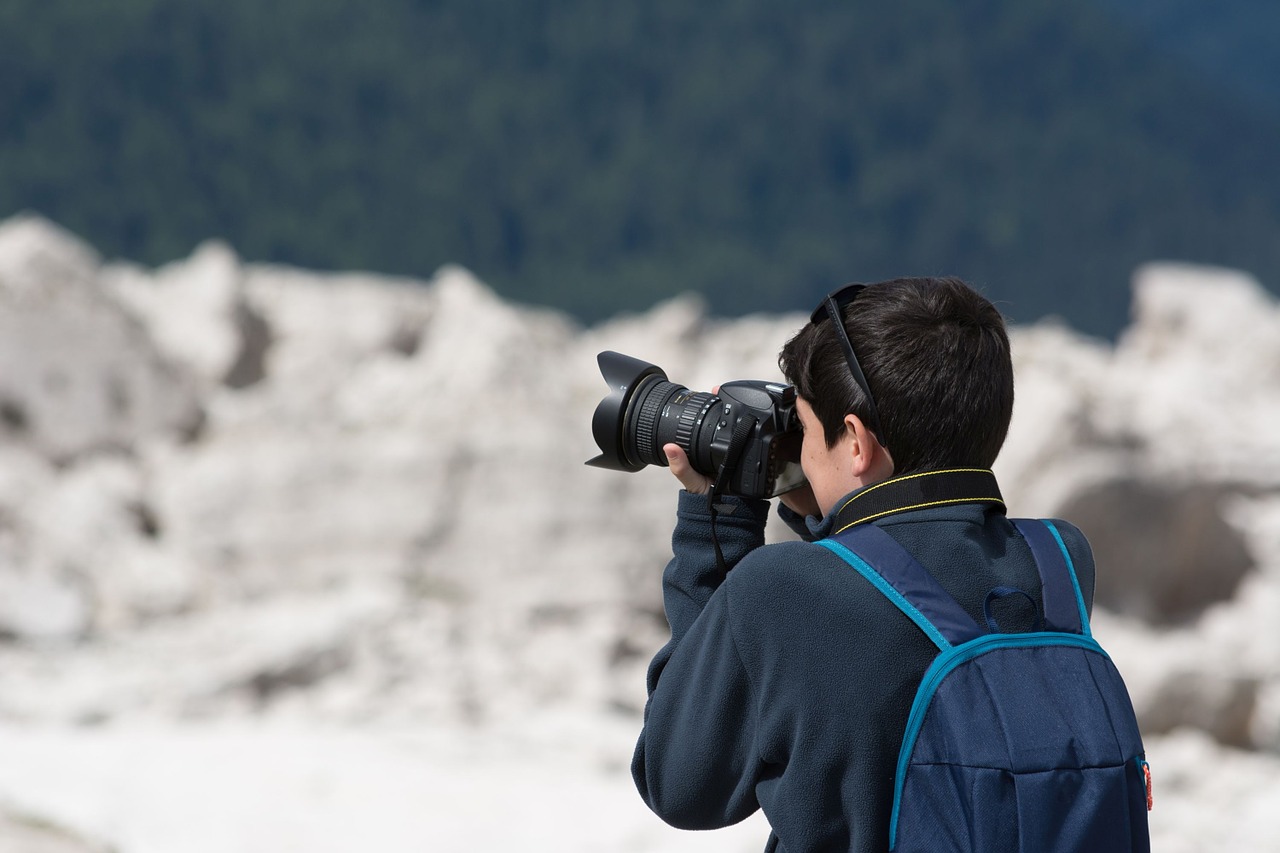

{"left": 2, "top": 0, "right": 1279, "bottom": 337}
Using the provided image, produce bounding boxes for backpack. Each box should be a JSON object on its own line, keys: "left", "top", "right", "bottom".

{"left": 818, "top": 518, "right": 1152, "bottom": 853}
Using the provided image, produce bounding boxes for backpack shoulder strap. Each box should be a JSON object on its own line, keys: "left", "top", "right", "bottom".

{"left": 819, "top": 524, "right": 984, "bottom": 650}
{"left": 1010, "top": 518, "right": 1092, "bottom": 636}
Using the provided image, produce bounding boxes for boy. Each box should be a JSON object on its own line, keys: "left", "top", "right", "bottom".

{"left": 631, "top": 277, "right": 1137, "bottom": 851}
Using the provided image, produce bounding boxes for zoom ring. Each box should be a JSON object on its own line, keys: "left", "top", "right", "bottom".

{"left": 673, "top": 391, "right": 718, "bottom": 453}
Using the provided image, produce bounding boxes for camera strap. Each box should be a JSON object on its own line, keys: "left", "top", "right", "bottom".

{"left": 829, "top": 468, "right": 1005, "bottom": 536}
{"left": 709, "top": 415, "right": 759, "bottom": 575}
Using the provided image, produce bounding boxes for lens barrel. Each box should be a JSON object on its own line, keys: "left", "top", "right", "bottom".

{"left": 629, "top": 380, "right": 718, "bottom": 468}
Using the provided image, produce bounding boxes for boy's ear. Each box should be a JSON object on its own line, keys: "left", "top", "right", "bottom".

{"left": 843, "top": 412, "right": 893, "bottom": 478}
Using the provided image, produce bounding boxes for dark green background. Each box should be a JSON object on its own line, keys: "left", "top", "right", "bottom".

{"left": 2, "top": 0, "right": 1279, "bottom": 337}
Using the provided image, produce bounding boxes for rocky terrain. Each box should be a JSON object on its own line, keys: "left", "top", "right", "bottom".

{"left": 0, "top": 213, "right": 1276, "bottom": 851}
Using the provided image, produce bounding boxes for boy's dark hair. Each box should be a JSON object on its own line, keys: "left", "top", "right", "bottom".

{"left": 778, "top": 276, "right": 1014, "bottom": 475}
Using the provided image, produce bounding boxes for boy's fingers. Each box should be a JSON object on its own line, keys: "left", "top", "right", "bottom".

{"left": 664, "top": 444, "right": 711, "bottom": 495}
{"left": 664, "top": 444, "right": 692, "bottom": 478}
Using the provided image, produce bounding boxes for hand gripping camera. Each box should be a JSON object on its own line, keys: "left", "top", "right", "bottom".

{"left": 585, "top": 351, "right": 805, "bottom": 499}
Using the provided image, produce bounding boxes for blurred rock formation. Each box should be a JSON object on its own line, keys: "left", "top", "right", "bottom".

{"left": 0, "top": 214, "right": 1277, "bottom": 764}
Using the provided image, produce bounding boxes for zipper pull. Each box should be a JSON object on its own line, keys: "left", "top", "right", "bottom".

{"left": 1136, "top": 757, "right": 1153, "bottom": 811}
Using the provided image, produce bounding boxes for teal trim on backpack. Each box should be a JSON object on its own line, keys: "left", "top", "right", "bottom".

{"left": 888, "top": 632, "right": 1111, "bottom": 849}
{"left": 817, "top": 539, "right": 952, "bottom": 651}
{"left": 1042, "top": 520, "right": 1092, "bottom": 637}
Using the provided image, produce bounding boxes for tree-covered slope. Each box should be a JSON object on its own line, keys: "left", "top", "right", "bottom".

{"left": 2, "top": 0, "right": 1278, "bottom": 336}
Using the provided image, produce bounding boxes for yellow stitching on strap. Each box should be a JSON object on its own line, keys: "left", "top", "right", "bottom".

{"left": 832, "top": 496, "right": 1006, "bottom": 536}
{"left": 835, "top": 468, "right": 996, "bottom": 517}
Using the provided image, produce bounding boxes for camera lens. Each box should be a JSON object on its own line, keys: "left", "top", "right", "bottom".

{"left": 628, "top": 379, "right": 719, "bottom": 468}
{"left": 587, "top": 351, "right": 804, "bottom": 499}
{"left": 586, "top": 352, "right": 722, "bottom": 475}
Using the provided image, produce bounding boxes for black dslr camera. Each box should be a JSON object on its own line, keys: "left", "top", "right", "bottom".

{"left": 585, "top": 351, "right": 806, "bottom": 499}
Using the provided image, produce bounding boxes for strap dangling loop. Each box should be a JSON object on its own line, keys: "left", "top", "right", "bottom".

{"left": 709, "top": 415, "right": 758, "bottom": 575}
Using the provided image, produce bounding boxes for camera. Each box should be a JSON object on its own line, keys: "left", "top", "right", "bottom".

{"left": 585, "top": 351, "right": 806, "bottom": 499}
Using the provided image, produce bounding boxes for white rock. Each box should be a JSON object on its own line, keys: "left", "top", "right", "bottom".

{"left": 1110, "top": 262, "right": 1280, "bottom": 483}
{"left": 0, "top": 214, "right": 100, "bottom": 305}
{"left": 103, "top": 241, "right": 267, "bottom": 389}
{"left": 0, "top": 216, "right": 203, "bottom": 461}
{"left": 0, "top": 446, "right": 92, "bottom": 642}
{"left": 0, "top": 216, "right": 1278, "bottom": 851}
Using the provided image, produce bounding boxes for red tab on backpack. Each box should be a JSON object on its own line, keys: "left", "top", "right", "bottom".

{"left": 1139, "top": 758, "right": 1153, "bottom": 811}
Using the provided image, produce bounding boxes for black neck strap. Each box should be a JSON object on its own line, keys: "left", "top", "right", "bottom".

{"left": 829, "top": 468, "right": 1005, "bottom": 536}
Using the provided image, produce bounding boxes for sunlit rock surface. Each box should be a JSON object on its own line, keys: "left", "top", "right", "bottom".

{"left": 0, "top": 215, "right": 1276, "bottom": 851}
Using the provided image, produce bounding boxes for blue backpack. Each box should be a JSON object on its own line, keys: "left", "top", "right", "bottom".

{"left": 819, "top": 519, "right": 1152, "bottom": 852}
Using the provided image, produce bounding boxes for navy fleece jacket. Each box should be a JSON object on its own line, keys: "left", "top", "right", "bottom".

{"left": 631, "top": 485, "right": 1095, "bottom": 853}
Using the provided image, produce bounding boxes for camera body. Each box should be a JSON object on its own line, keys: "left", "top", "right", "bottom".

{"left": 586, "top": 351, "right": 805, "bottom": 499}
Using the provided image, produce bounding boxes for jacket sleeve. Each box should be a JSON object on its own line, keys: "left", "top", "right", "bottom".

{"left": 631, "top": 490, "right": 770, "bottom": 830}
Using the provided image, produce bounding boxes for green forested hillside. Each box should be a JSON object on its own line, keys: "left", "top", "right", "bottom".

{"left": 2, "top": 0, "right": 1279, "bottom": 336}
{"left": 1098, "top": 0, "right": 1280, "bottom": 114}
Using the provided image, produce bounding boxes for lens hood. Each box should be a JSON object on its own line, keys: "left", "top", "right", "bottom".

{"left": 585, "top": 351, "right": 667, "bottom": 471}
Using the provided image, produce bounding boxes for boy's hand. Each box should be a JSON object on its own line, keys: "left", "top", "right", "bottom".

{"left": 663, "top": 383, "right": 720, "bottom": 496}
{"left": 779, "top": 482, "right": 821, "bottom": 519}
{"left": 664, "top": 444, "right": 713, "bottom": 495}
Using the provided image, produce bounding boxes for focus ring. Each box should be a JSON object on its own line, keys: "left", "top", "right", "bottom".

{"left": 633, "top": 380, "right": 676, "bottom": 466}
